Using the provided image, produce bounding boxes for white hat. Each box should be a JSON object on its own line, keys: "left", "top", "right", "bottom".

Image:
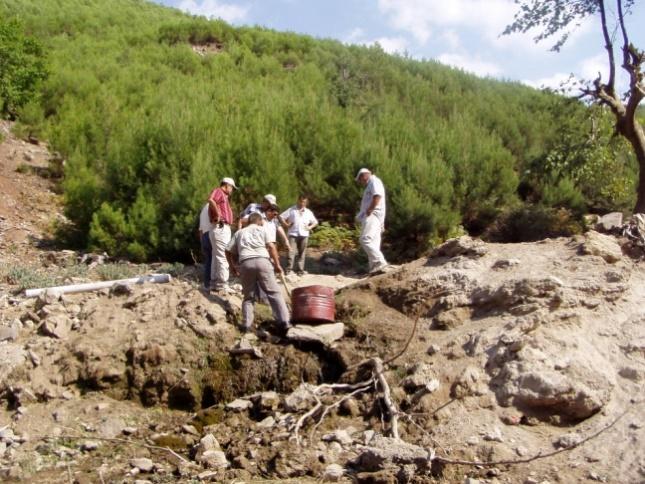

{"left": 263, "top": 194, "right": 277, "bottom": 205}
{"left": 221, "top": 177, "right": 237, "bottom": 189}
{"left": 355, "top": 168, "right": 371, "bottom": 181}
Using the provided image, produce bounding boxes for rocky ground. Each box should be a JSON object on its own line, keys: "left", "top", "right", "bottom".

{"left": 1, "top": 121, "right": 644, "bottom": 483}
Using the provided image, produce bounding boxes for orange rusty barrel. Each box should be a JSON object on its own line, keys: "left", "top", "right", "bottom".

{"left": 291, "top": 285, "right": 335, "bottom": 323}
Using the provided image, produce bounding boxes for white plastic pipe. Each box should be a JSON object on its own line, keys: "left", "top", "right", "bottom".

{"left": 24, "top": 274, "right": 172, "bottom": 298}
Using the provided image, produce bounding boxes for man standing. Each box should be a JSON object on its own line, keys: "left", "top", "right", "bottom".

{"left": 208, "top": 177, "right": 236, "bottom": 293}
{"left": 281, "top": 195, "right": 318, "bottom": 275}
{"left": 198, "top": 203, "right": 213, "bottom": 289}
{"left": 240, "top": 193, "right": 290, "bottom": 248}
{"left": 355, "top": 168, "right": 388, "bottom": 273}
{"left": 226, "top": 212, "right": 291, "bottom": 332}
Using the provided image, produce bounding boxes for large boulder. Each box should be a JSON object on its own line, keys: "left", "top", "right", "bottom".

{"left": 580, "top": 231, "right": 622, "bottom": 263}
{"left": 491, "top": 331, "right": 615, "bottom": 419}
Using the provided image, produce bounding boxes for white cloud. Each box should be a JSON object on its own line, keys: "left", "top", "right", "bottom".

{"left": 437, "top": 53, "right": 501, "bottom": 77}
{"left": 522, "top": 73, "right": 577, "bottom": 92}
{"left": 344, "top": 28, "right": 408, "bottom": 54}
{"left": 377, "top": 0, "right": 514, "bottom": 45}
{"left": 579, "top": 52, "right": 608, "bottom": 80}
{"left": 345, "top": 28, "right": 365, "bottom": 43}
{"left": 177, "top": 0, "right": 249, "bottom": 23}
{"left": 377, "top": 0, "right": 595, "bottom": 54}
{"left": 369, "top": 36, "right": 409, "bottom": 54}
{"left": 440, "top": 29, "right": 461, "bottom": 50}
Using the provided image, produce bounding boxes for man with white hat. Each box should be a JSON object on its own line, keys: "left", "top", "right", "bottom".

{"left": 355, "top": 168, "right": 388, "bottom": 273}
{"left": 239, "top": 194, "right": 289, "bottom": 248}
{"left": 207, "top": 177, "right": 237, "bottom": 293}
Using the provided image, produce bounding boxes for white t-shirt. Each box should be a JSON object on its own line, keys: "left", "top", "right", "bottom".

{"left": 227, "top": 224, "right": 274, "bottom": 262}
{"left": 280, "top": 206, "right": 318, "bottom": 237}
{"left": 359, "top": 175, "right": 386, "bottom": 225}
{"left": 199, "top": 204, "right": 213, "bottom": 233}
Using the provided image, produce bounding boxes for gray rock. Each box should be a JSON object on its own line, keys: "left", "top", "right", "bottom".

{"left": 98, "top": 417, "right": 125, "bottom": 438}
{"left": 287, "top": 323, "right": 345, "bottom": 346}
{"left": 580, "top": 231, "right": 622, "bottom": 263}
{"left": 0, "top": 325, "right": 18, "bottom": 342}
{"left": 401, "top": 363, "right": 440, "bottom": 394}
{"left": 452, "top": 366, "right": 487, "bottom": 398}
{"left": 130, "top": 457, "right": 154, "bottom": 473}
{"left": 257, "top": 416, "right": 275, "bottom": 428}
{"left": 432, "top": 235, "right": 488, "bottom": 258}
{"left": 433, "top": 307, "right": 472, "bottom": 330}
{"left": 493, "top": 258, "right": 521, "bottom": 269}
{"left": 225, "top": 398, "right": 253, "bottom": 412}
{"left": 80, "top": 440, "right": 100, "bottom": 451}
{"left": 553, "top": 433, "right": 581, "bottom": 448}
{"left": 322, "top": 429, "right": 353, "bottom": 446}
{"left": 198, "top": 434, "right": 221, "bottom": 452}
{"left": 323, "top": 463, "right": 345, "bottom": 481}
{"left": 257, "top": 391, "right": 280, "bottom": 412}
{"left": 39, "top": 314, "right": 72, "bottom": 339}
{"left": 198, "top": 449, "right": 229, "bottom": 469}
{"left": 229, "top": 336, "right": 263, "bottom": 358}
{"left": 596, "top": 212, "right": 623, "bottom": 231}
{"left": 483, "top": 427, "right": 503, "bottom": 442}
{"left": 284, "top": 383, "right": 316, "bottom": 412}
{"left": 353, "top": 435, "right": 431, "bottom": 472}
{"left": 426, "top": 344, "right": 440, "bottom": 355}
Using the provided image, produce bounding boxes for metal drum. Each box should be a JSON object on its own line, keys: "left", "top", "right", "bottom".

{"left": 291, "top": 285, "right": 335, "bottom": 323}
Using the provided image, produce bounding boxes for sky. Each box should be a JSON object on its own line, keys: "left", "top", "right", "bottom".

{"left": 152, "top": 0, "right": 645, "bottom": 92}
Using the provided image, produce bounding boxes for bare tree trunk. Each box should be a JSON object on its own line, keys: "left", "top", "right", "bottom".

{"left": 632, "top": 129, "right": 645, "bottom": 213}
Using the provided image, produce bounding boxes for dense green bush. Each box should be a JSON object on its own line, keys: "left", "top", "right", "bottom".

{"left": 0, "top": 0, "right": 636, "bottom": 261}
{"left": 484, "top": 205, "right": 584, "bottom": 242}
{"left": 0, "top": 17, "right": 47, "bottom": 118}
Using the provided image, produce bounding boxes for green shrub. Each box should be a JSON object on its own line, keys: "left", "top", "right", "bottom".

{"left": 484, "top": 205, "right": 584, "bottom": 243}
{"left": 309, "top": 222, "right": 358, "bottom": 251}
{"left": 0, "top": 18, "right": 47, "bottom": 118}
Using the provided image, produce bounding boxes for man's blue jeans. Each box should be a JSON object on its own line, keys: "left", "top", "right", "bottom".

{"left": 200, "top": 231, "right": 212, "bottom": 288}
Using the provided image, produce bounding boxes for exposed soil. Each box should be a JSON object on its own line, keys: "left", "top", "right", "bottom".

{"left": 1, "top": 122, "right": 644, "bottom": 483}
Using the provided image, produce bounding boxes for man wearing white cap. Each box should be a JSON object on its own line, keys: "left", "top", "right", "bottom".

{"left": 208, "top": 177, "right": 237, "bottom": 292}
{"left": 355, "top": 168, "right": 388, "bottom": 273}
{"left": 239, "top": 194, "right": 289, "bottom": 248}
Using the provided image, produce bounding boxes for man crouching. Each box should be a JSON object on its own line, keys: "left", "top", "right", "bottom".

{"left": 226, "top": 212, "right": 291, "bottom": 333}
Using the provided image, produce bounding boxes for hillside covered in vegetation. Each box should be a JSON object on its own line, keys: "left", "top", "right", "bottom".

{"left": 0, "top": 0, "right": 639, "bottom": 261}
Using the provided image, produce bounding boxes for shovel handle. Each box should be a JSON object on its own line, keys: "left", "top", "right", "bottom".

{"left": 279, "top": 272, "right": 292, "bottom": 297}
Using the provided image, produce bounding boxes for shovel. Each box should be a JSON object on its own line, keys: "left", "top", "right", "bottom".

{"left": 278, "top": 271, "right": 293, "bottom": 312}
{"left": 279, "top": 271, "right": 292, "bottom": 298}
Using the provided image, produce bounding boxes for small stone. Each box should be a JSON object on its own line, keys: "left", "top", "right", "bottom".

{"left": 80, "top": 440, "right": 100, "bottom": 451}
{"left": 122, "top": 427, "right": 138, "bottom": 435}
{"left": 0, "top": 325, "right": 18, "bottom": 342}
{"left": 199, "top": 434, "right": 221, "bottom": 452}
{"left": 466, "top": 436, "right": 479, "bottom": 446}
{"left": 181, "top": 424, "right": 199, "bottom": 436}
{"left": 553, "top": 433, "right": 581, "bottom": 449}
{"left": 322, "top": 429, "right": 353, "bottom": 446}
{"left": 515, "top": 446, "right": 529, "bottom": 457}
{"left": 426, "top": 344, "right": 440, "bottom": 355}
{"left": 130, "top": 458, "right": 154, "bottom": 473}
{"left": 95, "top": 402, "right": 110, "bottom": 411}
{"left": 198, "top": 450, "right": 229, "bottom": 469}
{"left": 483, "top": 427, "right": 503, "bottom": 442}
{"left": 257, "top": 416, "right": 275, "bottom": 428}
{"left": 225, "top": 398, "right": 253, "bottom": 412}
{"left": 323, "top": 463, "right": 345, "bottom": 482}
{"left": 363, "top": 430, "right": 375, "bottom": 445}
